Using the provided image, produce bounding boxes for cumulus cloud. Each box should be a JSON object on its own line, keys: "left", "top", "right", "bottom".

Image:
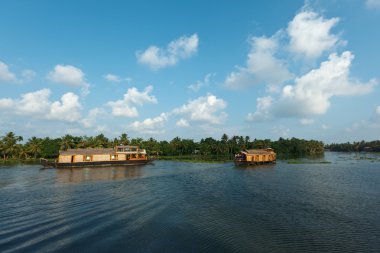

{"left": 137, "top": 34, "right": 199, "bottom": 70}
{"left": 16, "top": 89, "right": 51, "bottom": 114}
{"left": 0, "top": 61, "right": 36, "bottom": 83}
{"left": 81, "top": 108, "right": 106, "bottom": 128}
{"left": 224, "top": 36, "right": 293, "bottom": 90}
{"left": 47, "top": 64, "right": 90, "bottom": 95}
{"left": 277, "top": 51, "right": 376, "bottom": 117}
{"left": 129, "top": 113, "right": 168, "bottom": 134}
{"left": 0, "top": 89, "right": 82, "bottom": 122}
{"left": 246, "top": 96, "right": 273, "bottom": 121}
{"left": 248, "top": 51, "right": 377, "bottom": 121}
{"left": 287, "top": 10, "right": 341, "bottom": 59}
{"left": 0, "top": 61, "right": 17, "bottom": 82}
{"left": 366, "top": 0, "right": 380, "bottom": 9}
{"left": 0, "top": 98, "right": 14, "bottom": 108}
{"left": 107, "top": 86, "right": 157, "bottom": 117}
{"left": 176, "top": 118, "right": 190, "bottom": 127}
{"left": 173, "top": 94, "right": 227, "bottom": 125}
{"left": 47, "top": 92, "right": 82, "bottom": 122}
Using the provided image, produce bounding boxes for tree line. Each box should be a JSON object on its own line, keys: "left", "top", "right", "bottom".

{"left": 0, "top": 132, "right": 325, "bottom": 160}
{"left": 326, "top": 140, "right": 380, "bottom": 152}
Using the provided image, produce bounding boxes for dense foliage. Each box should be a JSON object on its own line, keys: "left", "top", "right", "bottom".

{"left": 0, "top": 132, "right": 325, "bottom": 160}
{"left": 326, "top": 141, "right": 380, "bottom": 152}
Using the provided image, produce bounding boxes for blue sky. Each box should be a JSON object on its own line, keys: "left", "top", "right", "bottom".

{"left": 1, "top": 0, "right": 380, "bottom": 143}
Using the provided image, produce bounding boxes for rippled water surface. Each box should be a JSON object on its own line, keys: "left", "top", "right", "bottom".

{"left": 1, "top": 152, "right": 380, "bottom": 253}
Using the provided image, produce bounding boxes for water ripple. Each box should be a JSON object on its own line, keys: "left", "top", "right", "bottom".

{"left": 1, "top": 157, "right": 380, "bottom": 252}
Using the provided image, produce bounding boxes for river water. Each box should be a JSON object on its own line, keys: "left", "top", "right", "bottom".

{"left": 0, "top": 152, "right": 379, "bottom": 253}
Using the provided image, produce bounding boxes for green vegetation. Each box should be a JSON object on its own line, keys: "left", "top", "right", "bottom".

{"left": 326, "top": 140, "right": 380, "bottom": 152}
{"left": 0, "top": 132, "right": 325, "bottom": 162}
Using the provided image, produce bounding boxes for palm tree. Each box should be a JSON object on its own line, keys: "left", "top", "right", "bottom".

{"left": 59, "top": 135, "right": 75, "bottom": 151}
{"left": 118, "top": 133, "right": 129, "bottom": 145}
{"left": 18, "top": 145, "right": 29, "bottom": 160}
{"left": 93, "top": 134, "right": 109, "bottom": 148}
{"left": 26, "top": 137, "right": 44, "bottom": 159}
{"left": 1, "top": 132, "right": 23, "bottom": 159}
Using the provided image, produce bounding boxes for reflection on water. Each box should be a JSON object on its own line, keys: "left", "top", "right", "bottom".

{"left": 0, "top": 153, "right": 380, "bottom": 253}
{"left": 55, "top": 166, "right": 143, "bottom": 184}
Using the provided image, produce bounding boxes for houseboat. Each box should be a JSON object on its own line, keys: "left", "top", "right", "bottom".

{"left": 41, "top": 145, "right": 153, "bottom": 168}
{"left": 234, "top": 148, "right": 276, "bottom": 166}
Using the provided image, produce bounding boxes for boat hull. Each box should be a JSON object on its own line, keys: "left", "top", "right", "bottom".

{"left": 40, "top": 159, "right": 154, "bottom": 169}
{"left": 234, "top": 159, "right": 276, "bottom": 166}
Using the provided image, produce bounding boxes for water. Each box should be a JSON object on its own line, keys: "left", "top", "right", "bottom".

{"left": 0, "top": 152, "right": 379, "bottom": 252}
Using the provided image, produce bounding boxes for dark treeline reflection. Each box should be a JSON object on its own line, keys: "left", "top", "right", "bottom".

{"left": 0, "top": 132, "right": 325, "bottom": 160}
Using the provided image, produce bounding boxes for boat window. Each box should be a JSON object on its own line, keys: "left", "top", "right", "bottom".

{"left": 85, "top": 155, "right": 91, "bottom": 161}
{"left": 111, "top": 155, "right": 117, "bottom": 160}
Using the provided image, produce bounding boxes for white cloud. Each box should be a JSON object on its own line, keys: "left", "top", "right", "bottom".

{"left": 173, "top": 94, "right": 227, "bottom": 125}
{"left": 287, "top": 10, "right": 341, "bottom": 59}
{"left": 17, "top": 89, "right": 51, "bottom": 114}
{"left": 276, "top": 51, "right": 376, "bottom": 117}
{"left": 188, "top": 73, "right": 214, "bottom": 92}
{"left": 0, "top": 89, "right": 82, "bottom": 122}
{"left": 366, "top": 0, "right": 380, "bottom": 9}
{"left": 0, "top": 61, "right": 17, "bottom": 82}
{"left": 246, "top": 96, "right": 273, "bottom": 121}
{"left": 0, "top": 61, "right": 36, "bottom": 83}
{"left": 107, "top": 85, "right": 157, "bottom": 117}
{"left": 176, "top": 118, "right": 190, "bottom": 127}
{"left": 224, "top": 68, "right": 255, "bottom": 90}
{"left": 137, "top": 34, "right": 199, "bottom": 70}
{"left": 129, "top": 113, "right": 168, "bottom": 134}
{"left": 0, "top": 98, "right": 14, "bottom": 108}
{"left": 47, "top": 64, "right": 90, "bottom": 95}
{"left": 47, "top": 92, "right": 82, "bottom": 122}
{"left": 104, "top": 74, "right": 122, "bottom": 82}
{"left": 224, "top": 36, "right": 293, "bottom": 90}
{"left": 248, "top": 51, "right": 376, "bottom": 121}
{"left": 81, "top": 108, "right": 105, "bottom": 128}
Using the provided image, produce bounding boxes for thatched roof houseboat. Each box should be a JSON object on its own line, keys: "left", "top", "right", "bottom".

{"left": 41, "top": 145, "right": 153, "bottom": 168}
{"left": 234, "top": 148, "right": 276, "bottom": 166}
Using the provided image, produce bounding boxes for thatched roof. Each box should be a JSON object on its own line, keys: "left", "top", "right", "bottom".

{"left": 60, "top": 148, "right": 116, "bottom": 156}
{"left": 243, "top": 149, "right": 275, "bottom": 155}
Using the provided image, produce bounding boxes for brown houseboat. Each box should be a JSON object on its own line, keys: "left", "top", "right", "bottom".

{"left": 41, "top": 145, "right": 153, "bottom": 168}
{"left": 234, "top": 148, "right": 276, "bottom": 166}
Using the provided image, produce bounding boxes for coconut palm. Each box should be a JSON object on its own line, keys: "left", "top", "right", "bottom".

{"left": 118, "top": 133, "right": 129, "bottom": 145}
{"left": 59, "top": 135, "right": 75, "bottom": 151}
{"left": 1, "top": 132, "right": 23, "bottom": 159}
{"left": 26, "top": 136, "right": 44, "bottom": 159}
{"left": 18, "top": 145, "right": 29, "bottom": 160}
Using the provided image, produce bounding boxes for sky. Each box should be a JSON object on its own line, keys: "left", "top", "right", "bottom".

{"left": 0, "top": 0, "right": 380, "bottom": 143}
